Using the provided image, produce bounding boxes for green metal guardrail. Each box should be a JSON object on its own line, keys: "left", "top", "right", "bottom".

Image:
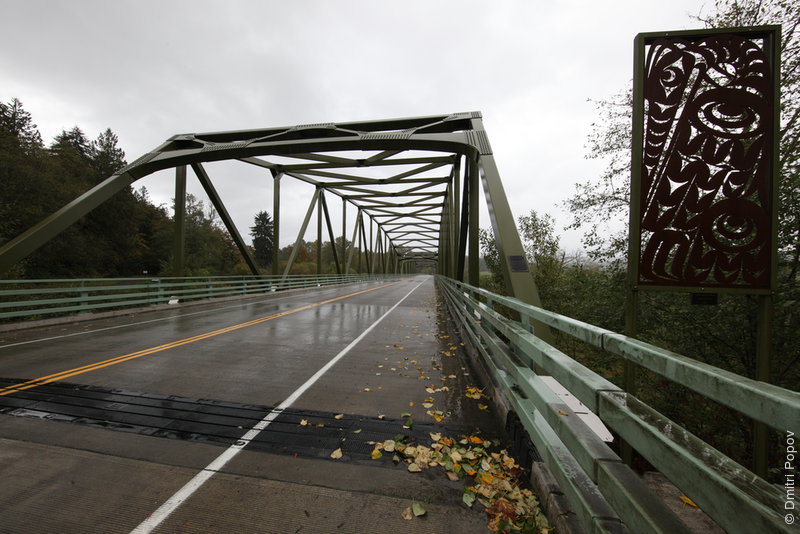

{"left": 0, "top": 274, "right": 396, "bottom": 321}
{"left": 437, "top": 275, "right": 798, "bottom": 534}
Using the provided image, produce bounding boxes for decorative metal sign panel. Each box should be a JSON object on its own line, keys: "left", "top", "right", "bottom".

{"left": 632, "top": 28, "right": 778, "bottom": 291}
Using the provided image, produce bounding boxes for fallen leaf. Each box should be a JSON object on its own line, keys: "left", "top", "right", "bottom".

{"left": 411, "top": 502, "right": 427, "bottom": 517}
{"left": 462, "top": 490, "right": 476, "bottom": 508}
{"left": 371, "top": 449, "right": 383, "bottom": 460}
{"left": 401, "top": 507, "right": 413, "bottom": 520}
{"left": 353, "top": 429, "right": 362, "bottom": 434}
{"left": 679, "top": 495, "right": 698, "bottom": 508}
{"left": 378, "top": 414, "right": 386, "bottom": 420}
{"left": 334, "top": 414, "right": 344, "bottom": 420}
{"left": 407, "top": 463, "right": 422, "bottom": 472}
{"left": 300, "top": 419, "right": 309, "bottom": 426}
{"left": 486, "top": 498, "right": 516, "bottom": 517}
{"left": 446, "top": 471, "right": 460, "bottom": 481}
{"left": 556, "top": 409, "right": 569, "bottom": 416}
{"left": 429, "top": 432, "right": 442, "bottom": 442}
{"left": 363, "top": 387, "right": 371, "bottom": 392}
{"left": 330, "top": 448, "right": 343, "bottom": 459}
{"left": 478, "top": 404, "right": 489, "bottom": 411}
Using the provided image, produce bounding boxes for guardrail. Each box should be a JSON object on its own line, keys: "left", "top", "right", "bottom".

{"left": 0, "top": 274, "right": 396, "bottom": 321}
{"left": 436, "top": 275, "right": 798, "bottom": 534}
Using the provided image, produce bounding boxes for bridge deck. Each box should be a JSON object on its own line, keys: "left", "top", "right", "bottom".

{"left": 0, "top": 276, "right": 504, "bottom": 533}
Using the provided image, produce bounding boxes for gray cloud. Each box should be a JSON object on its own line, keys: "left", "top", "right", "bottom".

{"left": 2, "top": 0, "right": 702, "bottom": 254}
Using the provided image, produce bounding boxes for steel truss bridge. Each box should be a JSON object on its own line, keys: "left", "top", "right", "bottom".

{"left": 0, "top": 113, "right": 797, "bottom": 533}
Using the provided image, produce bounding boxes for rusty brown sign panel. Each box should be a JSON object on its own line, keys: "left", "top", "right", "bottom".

{"left": 631, "top": 27, "right": 779, "bottom": 292}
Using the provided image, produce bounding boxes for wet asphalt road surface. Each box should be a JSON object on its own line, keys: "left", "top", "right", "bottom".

{"left": 0, "top": 276, "right": 504, "bottom": 533}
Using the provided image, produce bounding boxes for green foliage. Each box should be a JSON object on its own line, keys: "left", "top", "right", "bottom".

{"left": 167, "top": 194, "right": 242, "bottom": 276}
{"left": 0, "top": 98, "right": 246, "bottom": 278}
{"left": 250, "top": 210, "right": 274, "bottom": 268}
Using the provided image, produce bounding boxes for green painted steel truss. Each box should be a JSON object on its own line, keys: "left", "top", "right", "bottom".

{"left": 0, "top": 112, "right": 547, "bottom": 314}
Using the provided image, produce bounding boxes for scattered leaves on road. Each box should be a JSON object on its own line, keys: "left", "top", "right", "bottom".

{"left": 370, "top": 430, "right": 551, "bottom": 533}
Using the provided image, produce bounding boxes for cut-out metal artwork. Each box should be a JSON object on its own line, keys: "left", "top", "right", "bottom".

{"left": 636, "top": 29, "right": 777, "bottom": 290}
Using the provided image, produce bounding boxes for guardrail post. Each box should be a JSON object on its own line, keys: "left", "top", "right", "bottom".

{"left": 78, "top": 281, "right": 89, "bottom": 314}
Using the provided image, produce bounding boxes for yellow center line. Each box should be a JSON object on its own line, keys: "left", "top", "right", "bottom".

{"left": 0, "top": 281, "right": 402, "bottom": 397}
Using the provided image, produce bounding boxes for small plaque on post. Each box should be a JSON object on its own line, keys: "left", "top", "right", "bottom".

{"left": 691, "top": 293, "right": 718, "bottom": 306}
{"left": 509, "top": 255, "right": 529, "bottom": 273}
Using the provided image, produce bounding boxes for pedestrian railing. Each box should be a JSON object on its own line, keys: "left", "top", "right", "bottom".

{"left": 437, "top": 275, "right": 799, "bottom": 534}
{"left": 0, "top": 274, "right": 396, "bottom": 321}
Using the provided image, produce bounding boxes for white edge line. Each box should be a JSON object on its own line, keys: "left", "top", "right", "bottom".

{"left": 129, "top": 279, "right": 424, "bottom": 534}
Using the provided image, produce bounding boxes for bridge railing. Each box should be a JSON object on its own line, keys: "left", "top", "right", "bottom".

{"left": 437, "top": 275, "right": 798, "bottom": 534}
{"left": 0, "top": 274, "right": 393, "bottom": 321}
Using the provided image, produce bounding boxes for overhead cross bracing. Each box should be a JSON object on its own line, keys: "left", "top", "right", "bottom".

{"left": 239, "top": 149, "right": 454, "bottom": 266}
{"left": 0, "top": 112, "right": 547, "bottom": 322}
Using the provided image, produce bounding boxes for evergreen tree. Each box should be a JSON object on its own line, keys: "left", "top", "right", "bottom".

{"left": 250, "top": 210, "right": 274, "bottom": 268}
{"left": 0, "top": 98, "right": 43, "bottom": 154}
{"left": 90, "top": 128, "right": 127, "bottom": 179}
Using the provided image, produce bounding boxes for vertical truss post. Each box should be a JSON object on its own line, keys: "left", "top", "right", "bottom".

{"left": 172, "top": 165, "right": 187, "bottom": 277}
{"left": 320, "top": 190, "right": 341, "bottom": 274}
{"left": 272, "top": 171, "right": 281, "bottom": 276}
{"left": 468, "top": 157, "right": 479, "bottom": 286}
{"left": 377, "top": 231, "right": 384, "bottom": 273}
{"left": 453, "top": 161, "right": 461, "bottom": 277}
{"left": 383, "top": 233, "right": 389, "bottom": 274}
{"left": 316, "top": 187, "right": 323, "bottom": 275}
{"left": 457, "top": 157, "right": 470, "bottom": 282}
{"left": 191, "top": 163, "right": 259, "bottom": 275}
{"left": 440, "top": 185, "right": 451, "bottom": 277}
{"left": 357, "top": 211, "right": 364, "bottom": 273}
{"left": 342, "top": 197, "right": 347, "bottom": 270}
{"left": 368, "top": 217, "right": 374, "bottom": 274}
{"left": 283, "top": 188, "right": 320, "bottom": 280}
{"left": 346, "top": 207, "right": 359, "bottom": 274}
{"left": 385, "top": 235, "right": 390, "bottom": 274}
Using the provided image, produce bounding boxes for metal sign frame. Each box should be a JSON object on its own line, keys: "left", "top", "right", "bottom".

{"left": 629, "top": 26, "right": 781, "bottom": 295}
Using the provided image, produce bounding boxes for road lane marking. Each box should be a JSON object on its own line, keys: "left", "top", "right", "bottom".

{"left": 129, "top": 278, "right": 424, "bottom": 534}
{"left": 0, "top": 281, "right": 402, "bottom": 397}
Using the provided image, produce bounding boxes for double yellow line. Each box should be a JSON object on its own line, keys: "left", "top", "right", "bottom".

{"left": 0, "top": 281, "right": 401, "bottom": 397}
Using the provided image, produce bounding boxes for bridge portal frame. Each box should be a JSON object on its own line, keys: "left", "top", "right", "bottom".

{"left": 0, "top": 112, "right": 549, "bottom": 334}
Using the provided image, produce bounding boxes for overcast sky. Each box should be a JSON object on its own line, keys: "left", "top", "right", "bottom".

{"left": 2, "top": 0, "right": 709, "bottom": 255}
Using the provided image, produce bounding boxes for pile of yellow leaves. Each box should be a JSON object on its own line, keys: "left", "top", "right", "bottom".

{"left": 371, "top": 432, "right": 551, "bottom": 533}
